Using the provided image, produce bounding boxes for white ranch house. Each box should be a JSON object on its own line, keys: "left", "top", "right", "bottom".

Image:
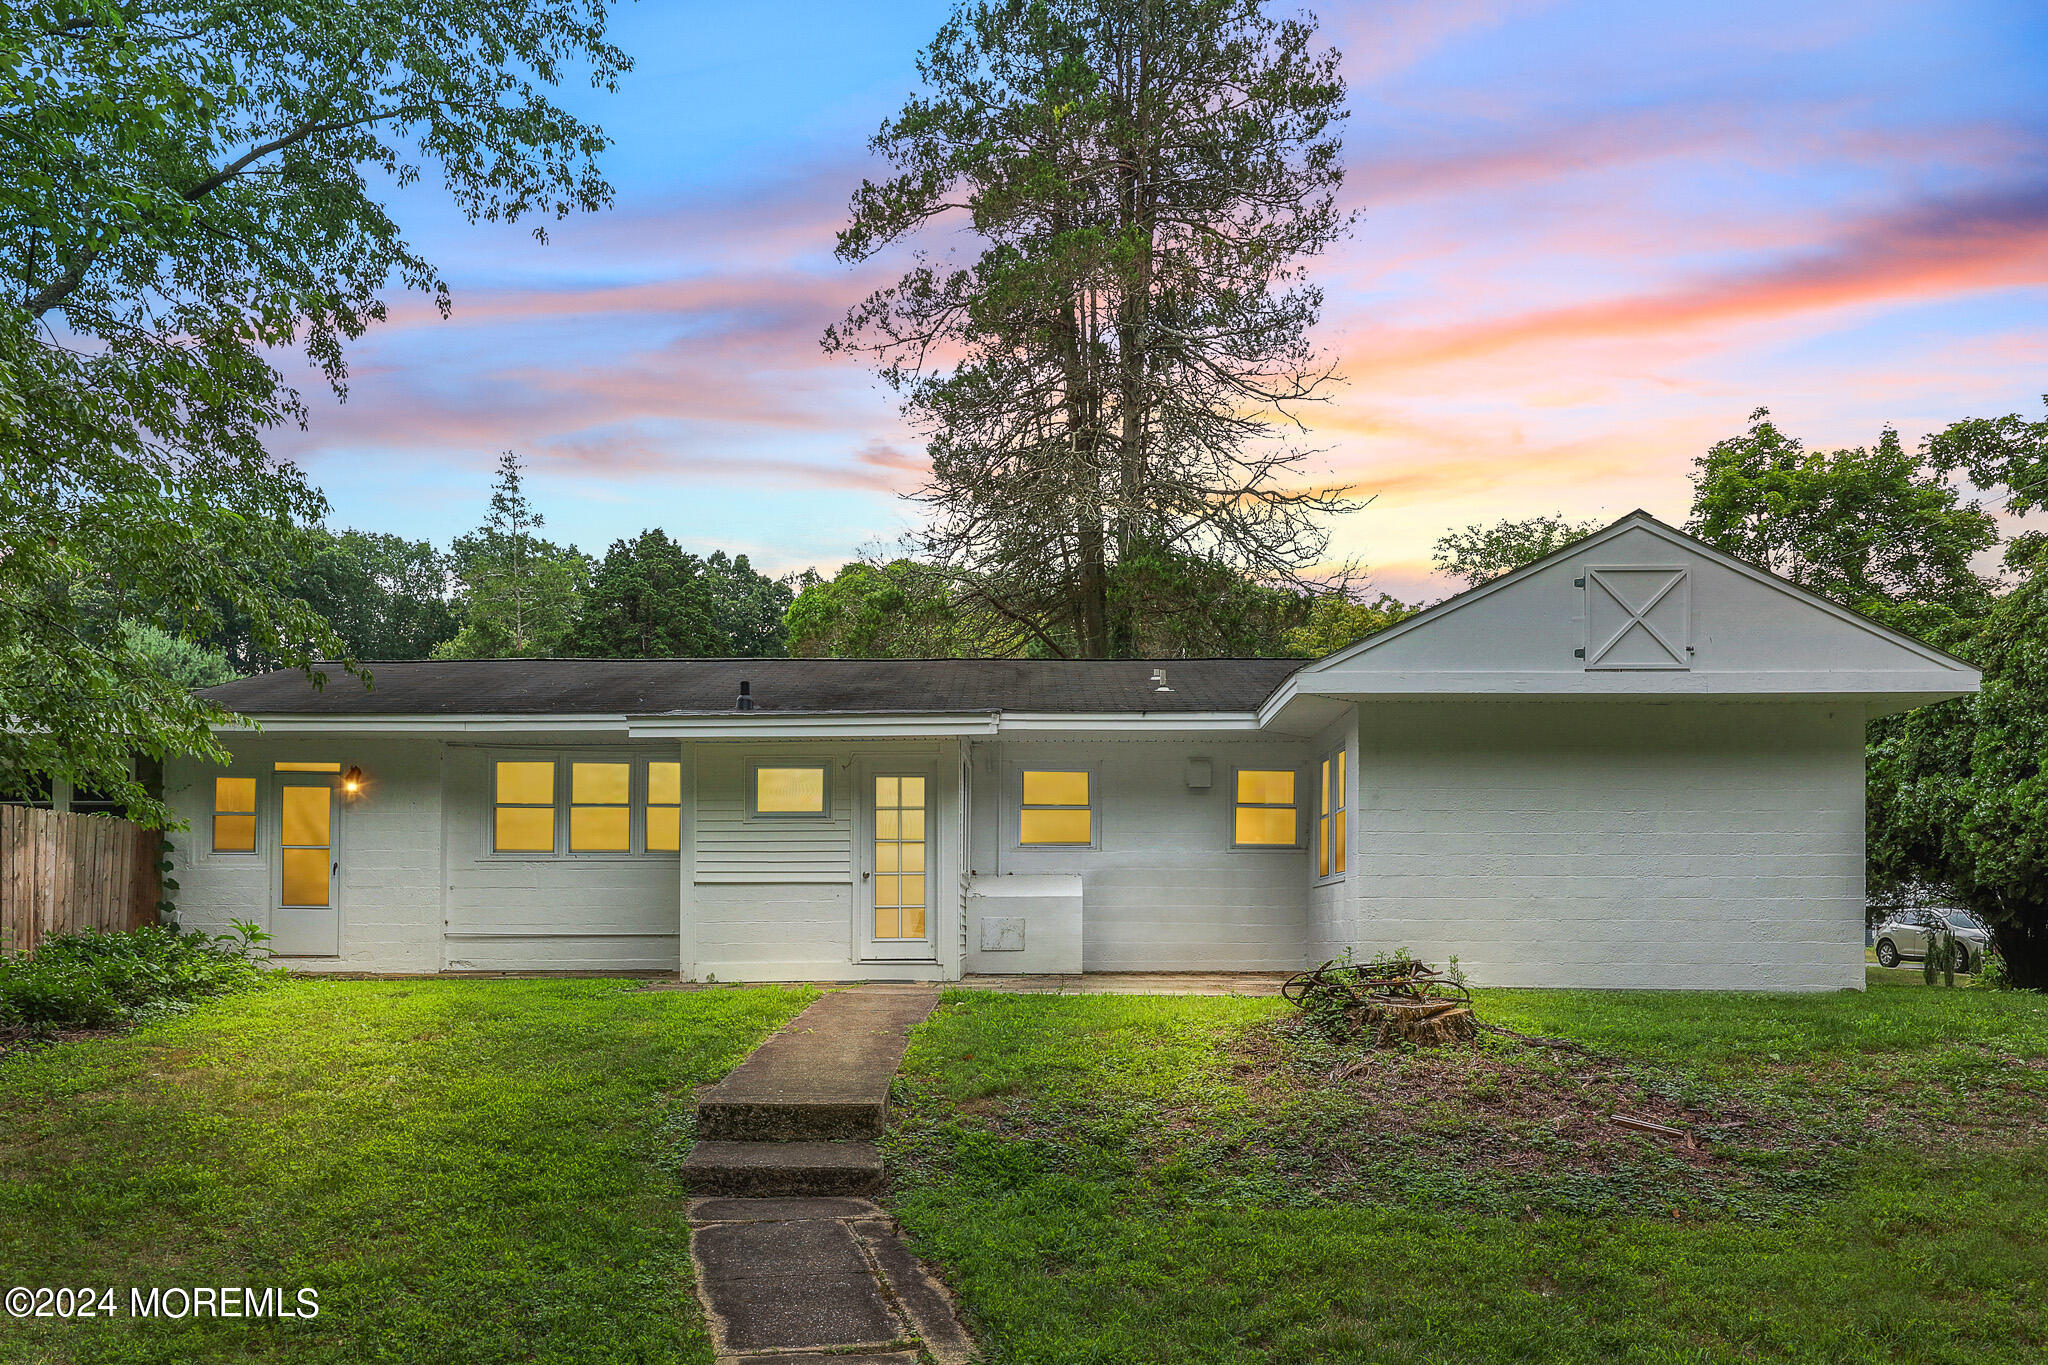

{"left": 170, "top": 513, "right": 1979, "bottom": 990}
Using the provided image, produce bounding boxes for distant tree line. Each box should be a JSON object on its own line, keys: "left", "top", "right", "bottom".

{"left": 156, "top": 451, "right": 794, "bottom": 678}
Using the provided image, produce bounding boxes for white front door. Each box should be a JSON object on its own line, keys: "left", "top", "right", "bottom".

{"left": 272, "top": 776, "right": 339, "bottom": 956}
{"left": 859, "top": 763, "right": 937, "bottom": 962}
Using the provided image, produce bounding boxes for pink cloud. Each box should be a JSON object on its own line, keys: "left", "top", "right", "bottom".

{"left": 1337, "top": 183, "right": 2048, "bottom": 372}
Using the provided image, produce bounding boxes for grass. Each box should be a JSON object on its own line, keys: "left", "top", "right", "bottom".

{"left": 885, "top": 970, "right": 2048, "bottom": 1364}
{"left": 0, "top": 977, "right": 815, "bottom": 1364}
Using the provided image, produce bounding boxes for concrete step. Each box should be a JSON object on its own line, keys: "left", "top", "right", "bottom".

{"left": 697, "top": 1096, "right": 886, "bottom": 1142}
{"left": 682, "top": 1140, "right": 883, "bottom": 1197}
{"left": 693, "top": 988, "right": 935, "bottom": 1143}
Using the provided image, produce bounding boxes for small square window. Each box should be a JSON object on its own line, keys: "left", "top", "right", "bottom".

{"left": 1234, "top": 769, "right": 1298, "bottom": 848}
{"left": 1020, "top": 769, "right": 1092, "bottom": 846}
{"left": 753, "top": 764, "right": 828, "bottom": 818}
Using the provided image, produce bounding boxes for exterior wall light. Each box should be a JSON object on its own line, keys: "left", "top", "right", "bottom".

{"left": 342, "top": 766, "right": 364, "bottom": 798}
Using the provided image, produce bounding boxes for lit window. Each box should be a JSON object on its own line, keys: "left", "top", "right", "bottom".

{"left": 1318, "top": 750, "right": 1346, "bottom": 877}
{"left": 1234, "top": 769, "right": 1297, "bottom": 847}
{"left": 274, "top": 761, "right": 342, "bottom": 773}
{"left": 494, "top": 761, "right": 555, "bottom": 852}
{"left": 569, "top": 762, "right": 631, "bottom": 852}
{"left": 213, "top": 777, "right": 257, "bottom": 852}
{"left": 1020, "top": 770, "right": 1092, "bottom": 845}
{"left": 646, "top": 762, "right": 682, "bottom": 852}
{"left": 754, "top": 764, "right": 828, "bottom": 817}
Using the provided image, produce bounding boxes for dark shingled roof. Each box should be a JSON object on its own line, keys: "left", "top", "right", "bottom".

{"left": 198, "top": 657, "right": 1306, "bottom": 717}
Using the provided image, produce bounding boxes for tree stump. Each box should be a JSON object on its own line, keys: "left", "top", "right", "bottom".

{"left": 1359, "top": 998, "right": 1476, "bottom": 1047}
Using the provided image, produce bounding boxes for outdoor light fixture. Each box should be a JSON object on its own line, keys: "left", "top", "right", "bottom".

{"left": 342, "top": 766, "right": 363, "bottom": 798}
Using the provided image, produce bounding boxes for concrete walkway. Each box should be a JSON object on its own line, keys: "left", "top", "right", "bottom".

{"left": 682, "top": 986, "right": 977, "bottom": 1362}
{"left": 689, "top": 1196, "right": 975, "bottom": 1364}
{"left": 958, "top": 970, "right": 1292, "bottom": 995}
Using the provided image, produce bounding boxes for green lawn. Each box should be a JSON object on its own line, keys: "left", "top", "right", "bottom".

{"left": 886, "top": 971, "right": 2048, "bottom": 1364}
{"left": 0, "top": 978, "right": 814, "bottom": 1364}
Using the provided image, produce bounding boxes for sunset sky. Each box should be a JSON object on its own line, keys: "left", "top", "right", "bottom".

{"left": 282, "top": 0, "right": 2048, "bottom": 603}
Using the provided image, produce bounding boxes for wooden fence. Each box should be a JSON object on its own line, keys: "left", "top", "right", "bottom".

{"left": 0, "top": 806, "right": 161, "bottom": 958}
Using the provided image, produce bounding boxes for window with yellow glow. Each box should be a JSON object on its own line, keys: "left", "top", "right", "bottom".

{"left": 213, "top": 777, "right": 257, "bottom": 853}
{"left": 274, "top": 761, "right": 341, "bottom": 772}
{"left": 1233, "top": 769, "right": 1298, "bottom": 847}
{"left": 753, "top": 764, "right": 827, "bottom": 817}
{"left": 569, "top": 762, "right": 631, "bottom": 852}
{"left": 494, "top": 761, "right": 556, "bottom": 853}
{"left": 1317, "top": 749, "right": 1346, "bottom": 878}
{"left": 646, "top": 761, "right": 682, "bottom": 852}
{"left": 1019, "top": 769, "right": 1092, "bottom": 845}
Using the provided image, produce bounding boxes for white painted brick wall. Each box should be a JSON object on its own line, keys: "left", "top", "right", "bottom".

{"left": 1347, "top": 700, "right": 1867, "bottom": 990}
{"left": 166, "top": 736, "right": 445, "bottom": 973}
{"left": 971, "top": 738, "right": 1315, "bottom": 972}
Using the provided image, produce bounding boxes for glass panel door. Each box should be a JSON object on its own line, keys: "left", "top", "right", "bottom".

{"left": 864, "top": 767, "right": 937, "bottom": 961}
{"left": 873, "top": 775, "right": 926, "bottom": 940}
{"left": 273, "top": 777, "right": 339, "bottom": 956}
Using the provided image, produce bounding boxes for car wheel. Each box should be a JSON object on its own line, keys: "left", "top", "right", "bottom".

{"left": 1876, "top": 939, "right": 1900, "bottom": 968}
{"left": 1953, "top": 944, "right": 1973, "bottom": 974}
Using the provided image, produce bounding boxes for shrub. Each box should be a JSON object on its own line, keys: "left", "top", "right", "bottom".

{"left": 0, "top": 925, "right": 279, "bottom": 1036}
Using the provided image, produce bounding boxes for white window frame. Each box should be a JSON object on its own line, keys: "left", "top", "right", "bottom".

{"left": 484, "top": 750, "right": 683, "bottom": 860}
{"left": 1013, "top": 765, "right": 1098, "bottom": 850}
{"left": 1228, "top": 763, "right": 1305, "bottom": 852}
{"left": 1314, "top": 747, "right": 1346, "bottom": 883}
{"left": 208, "top": 771, "right": 263, "bottom": 858}
{"left": 745, "top": 759, "right": 833, "bottom": 821}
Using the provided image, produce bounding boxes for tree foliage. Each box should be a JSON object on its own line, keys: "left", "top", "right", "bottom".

{"left": 1430, "top": 514, "right": 1603, "bottom": 587}
{"left": 196, "top": 528, "right": 457, "bottom": 670}
{"left": 436, "top": 453, "right": 590, "bottom": 659}
{"left": 569, "top": 531, "right": 792, "bottom": 658}
{"left": 1686, "top": 408, "right": 1998, "bottom": 620}
{"left": 784, "top": 560, "right": 978, "bottom": 659}
{"left": 827, "top": 0, "right": 1360, "bottom": 658}
{"left": 1282, "top": 592, "right": 1418, "bottom": 658}
{"left": 1, "top": 0, "right": 626, "bottom": 822}
{"left": 1868, "top": 568, "right": 2048, "bottom": 988}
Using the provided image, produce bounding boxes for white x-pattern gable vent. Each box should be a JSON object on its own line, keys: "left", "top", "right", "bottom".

{"left": 1577, "top": 565, "right": 1690, "bottom": 669}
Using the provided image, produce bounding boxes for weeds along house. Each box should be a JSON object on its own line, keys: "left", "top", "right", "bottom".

{"left": 170, "top": 513, "right": 1978, "bottom": 990}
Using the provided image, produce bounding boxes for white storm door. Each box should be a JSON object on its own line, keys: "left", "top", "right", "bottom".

{"left": 273, "top": 776, "right": 340, "bottom": 956}
{"left": 859, "top": 764, "right": 938, "bottom": 962}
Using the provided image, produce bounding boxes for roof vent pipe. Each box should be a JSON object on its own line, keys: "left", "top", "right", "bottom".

{"left": 736, "top": 679, "right": 755, "bottom": 711}
{"left": 1152, "top": 668, "right": 1173, "bottom": 693}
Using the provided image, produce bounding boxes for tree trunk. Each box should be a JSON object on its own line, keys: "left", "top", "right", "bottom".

{"left": 1992, "top": 915, "right": 2048, "bottom": 990}
{"left": 1075, "top": 514, "right": 1110, "bottom": 658}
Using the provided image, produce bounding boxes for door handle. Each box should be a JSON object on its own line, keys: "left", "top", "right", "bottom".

{"left": 862, "top": 871, "right": 871, "bottom": 880}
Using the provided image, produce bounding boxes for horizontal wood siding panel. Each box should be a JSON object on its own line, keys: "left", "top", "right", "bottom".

{"left": 692, "top": 746, "right": 854, "bottom": 883}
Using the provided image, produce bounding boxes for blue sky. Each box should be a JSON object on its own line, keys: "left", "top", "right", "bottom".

{"left": 276, "top": 0, "right": 2048, "bottom": 601}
